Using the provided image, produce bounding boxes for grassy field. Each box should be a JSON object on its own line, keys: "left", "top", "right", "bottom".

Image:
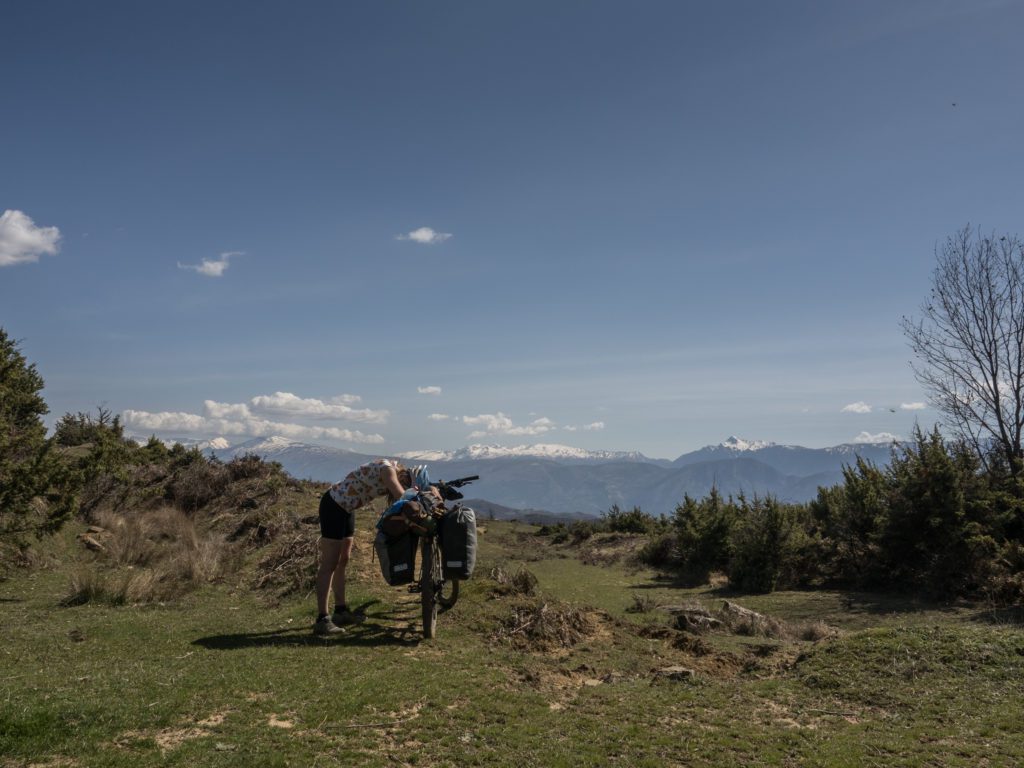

{"left": 3, "top": 509, "right": 1023, "bottom": 767}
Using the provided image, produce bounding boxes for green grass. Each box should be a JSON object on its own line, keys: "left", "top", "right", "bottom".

{"left": 2, "top": 519, "right": 1023, "bottom": 766}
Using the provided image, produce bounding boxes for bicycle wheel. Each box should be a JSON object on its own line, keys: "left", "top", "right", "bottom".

{"left": 437, "top": 578, "right": 460, "bottom": 609}
{"left": 420, "top": 537, "right": 438, "bottom": 639}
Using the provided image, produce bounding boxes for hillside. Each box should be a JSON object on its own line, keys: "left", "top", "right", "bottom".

{"left": 4, "top": 511, "right": 1022, "bottom": 766}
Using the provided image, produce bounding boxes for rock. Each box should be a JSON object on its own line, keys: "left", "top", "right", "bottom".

{"left": 672, "top": 613, "right": 724, "bottom": 634}
{"left": 654, "top": 666, "right": 694, "bottom": 681}
{"left": 722, "top": 601, "right": 765, "bottom": 622}
{"left": 78, "top": 534, "right": 104, "bottom": 552}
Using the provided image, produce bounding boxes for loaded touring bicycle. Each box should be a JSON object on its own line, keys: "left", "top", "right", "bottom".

{"left": 374, "top": 471, "right": 478, "bottom": 639}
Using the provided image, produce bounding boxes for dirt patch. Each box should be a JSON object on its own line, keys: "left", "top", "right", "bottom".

{"left": 197, "top": 709, "right": 231, "bottom": 727}
{"left": 509, "top": 662, "right": 640, "bottom": 707}
{"left": 113, "top": 707, "right": 236, "bottom": 753}
{"left": 267, "top": 714, "right": 295, "bottom": 729}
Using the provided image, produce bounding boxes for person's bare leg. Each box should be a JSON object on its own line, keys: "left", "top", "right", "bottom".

{"left": 316, "top": 537, "right": 344, "bottom": 617}
{"left": 329, "top": 537, "right": 354, "bottom": 611}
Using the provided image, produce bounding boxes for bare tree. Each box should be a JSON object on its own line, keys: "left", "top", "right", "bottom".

{"left": 902, "top": 226, "right": 1024, "bottom": 474}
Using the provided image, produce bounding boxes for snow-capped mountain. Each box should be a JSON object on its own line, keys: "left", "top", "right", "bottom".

{"left": 129, "top": 434, "right": 231, "bottom": 452}
{"left": 718, "top": 435, "right": 778, "bottom": 452}
{"left": 189, "top": 434, "right": 901, "bottom": 515}
{"left": 398, "top": 443, "right": 654, "bottom": 464}
{"left": 673, "top": 436, "right": 895, "bottom": 475}
{"left": 211, "top": 436, "right": 367, "bottom": 481}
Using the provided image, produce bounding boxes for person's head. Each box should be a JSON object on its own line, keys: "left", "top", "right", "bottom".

{"left": 395, "top": 463, "right": 412, "bottom": 488}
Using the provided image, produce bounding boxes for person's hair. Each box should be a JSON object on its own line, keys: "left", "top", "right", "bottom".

{"left": 395, "top": 463, "right": 411, "bottom": 485}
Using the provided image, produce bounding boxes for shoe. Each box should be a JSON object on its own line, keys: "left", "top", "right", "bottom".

{"left": 313, "top": 617, "right": 345, "bottom": 635}
{"left": 331, "top": 609, "right": 366, "bottom": 626}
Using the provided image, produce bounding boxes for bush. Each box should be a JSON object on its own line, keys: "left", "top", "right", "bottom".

{"left": 167, "top": 458, "right": 230, "bottom": 512}
{"left": 672, "top": 489, "right": 736, "bottom": 584}
{"left": 727, "top": 497, "right": 802, "bottom": 593}
{"left": 0, "top": 329, "right": 73, "bottom": 542}
{"left": 638, "top": 531, "right": 677, "bottom": 568}
{"left": 601, "top": 504, "right": 664, "bottom": 534}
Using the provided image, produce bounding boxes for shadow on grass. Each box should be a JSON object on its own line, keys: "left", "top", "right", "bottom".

{"left": 191, "top": 599, "right": 427, "bottom": 650}
{"left": 629, "top": 576, "right": 968, "bottom": 617}
{"left": 967, "top": 604, "right": 1024, "bottom": 626}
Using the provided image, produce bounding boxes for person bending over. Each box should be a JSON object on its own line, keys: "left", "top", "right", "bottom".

{"left": 314, "top": 459, "right": 417, "bottom": 635}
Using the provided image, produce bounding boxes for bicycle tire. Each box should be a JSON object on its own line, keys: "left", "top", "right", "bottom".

{"left": 437, "top": 578, "right": 460, "bottom": 609}
{"left": 421, "top": 537, "right": 438, "bottom": 639}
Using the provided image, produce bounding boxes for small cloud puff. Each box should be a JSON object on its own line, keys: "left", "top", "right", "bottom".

{"left": 418, "top": 386, "right": 442, "bottom": 395}
{"left": 428, "top": 413, "right": 450, "bottom": 421}
{"left": 0, "top": 209, "right": 61, "bottom": 267}
{"left": 396, "top": 227, "right": 452, "bottom": 245}
{"left": 841, "top": 401, "right": 872, "bottom": 414}
{"left": 853, "top": 431, "right": 900, "bottom": 444}
{"left": 900, "top": 402, "right": 926, "bottom": 411}
{"left": 462, "top": 412, "right": 555, "bottom": 439}
{"left": 178, "top": 251, "right": 241, "bottom": 277}
{"left": 248, "top": 392, "right": 387, "bottom": 423}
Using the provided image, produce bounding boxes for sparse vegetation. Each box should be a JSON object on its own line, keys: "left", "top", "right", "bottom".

{"left": 2, "top": 329, "right": 1024, "bottom": 765}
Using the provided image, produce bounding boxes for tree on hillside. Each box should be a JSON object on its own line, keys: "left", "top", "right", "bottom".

{"left": 902, "top": 227, "right": 1024, "bottom": 474}
{"left": 0, "top": 329, "right": 72, "bottom": 542}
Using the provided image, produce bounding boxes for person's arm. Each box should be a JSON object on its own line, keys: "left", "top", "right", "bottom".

{"left": 382, "top": 464, "right": 406, "bottom": 500}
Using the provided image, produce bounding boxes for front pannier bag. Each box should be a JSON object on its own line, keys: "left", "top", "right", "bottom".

{"left": 440, "top": 505, "right": 477, "bottom": 580}
{"left": 374, "top": 530, "right": 416, "bottom": 586}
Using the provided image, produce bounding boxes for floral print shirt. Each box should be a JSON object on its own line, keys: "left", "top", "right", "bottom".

{"left": 328, "top": 459, "right": 400, "bottom": 511}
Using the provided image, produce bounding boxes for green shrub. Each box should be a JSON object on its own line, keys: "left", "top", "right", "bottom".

{"left": 727, "top": 497, "right": 802, "bottom": 594}
{"left": 601, "top": 504, "right": 664, "bottom": 534}
{"left": 0, "top": 329, "right": 74, "bottom": 544}
{"left": 672, "top": 489, "right": 736, "bottom": 584}
{"left": 167, "top": 458, "right": 230, "bottom": 512}
{"left": 638, "top": 531, "right": 677, "bottom": 568}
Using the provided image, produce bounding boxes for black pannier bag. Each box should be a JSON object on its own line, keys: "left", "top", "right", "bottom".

{"left": 374, "top": 530, "right": 416, "bottom": 586}
{"left": 440, "top": 505, "right": 477, "bottom": 580}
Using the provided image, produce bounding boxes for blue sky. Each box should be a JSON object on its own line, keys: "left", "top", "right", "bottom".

{"left": 3, "top": 0, "right": 1023, "bottom": 459}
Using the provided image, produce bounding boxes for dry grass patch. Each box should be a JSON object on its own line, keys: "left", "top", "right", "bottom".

{"left": 489, "top": 565, "right": 540, "bottom": 596}
{"left": 64, "top": 507, "right": 240, "bottom": 605}
{"left": 492, "top": 597, "right": 599, "bottom": 651}
{"left": 660, "top": 599, "right": 840, "bottom": 643}
{"left": 253, "top": 533, "right": 316, "bottom": 595}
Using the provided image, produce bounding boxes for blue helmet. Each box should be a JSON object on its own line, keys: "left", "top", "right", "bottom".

{"left": 409, "top": 464, "right": 430, "bottom": 489}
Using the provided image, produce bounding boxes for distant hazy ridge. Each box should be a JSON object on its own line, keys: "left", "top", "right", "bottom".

{"left": 195, "top": 436, "right": 896, "bottom": 516}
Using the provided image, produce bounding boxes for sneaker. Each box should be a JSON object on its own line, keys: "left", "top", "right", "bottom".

{"left": 331, "top": 609, "right": 366, "bottom": 626}
{"left": 313, "top": 617, "right": 345, "bottom": 635}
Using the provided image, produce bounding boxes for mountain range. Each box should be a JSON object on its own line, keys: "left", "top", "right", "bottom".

{"left": 197, "top": 435, "right": 897, "bottom": 517}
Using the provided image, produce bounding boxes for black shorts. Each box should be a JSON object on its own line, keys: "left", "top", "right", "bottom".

{"left": 319, "top": 491, "right": 355, "bottom": 539}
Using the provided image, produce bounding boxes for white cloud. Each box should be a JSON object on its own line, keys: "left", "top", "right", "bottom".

{"left": 418, "top": 386, "right": 442, "bottom": 395}
{"left": 248, "top": 391, "right": 388, "bottom": 423}
{"left": 853, "top": 431, "right": 900, "bottom": 444}
{"left": 396, "top": 227, "right": 452, "bottom": 245}
{"left": 204, "top": 400, "right": 252, "bottom": 420}
{"left": 123, "top": 408, "right": 385, "bottom": 444}
{"left": 463, "top": 412, "right": 555, "bottom": 438}
{"left": 841, "top": 401, "right": 873, "bottom": 414}
{"left": 582, "top": 421, "right": 605, "bottom": 431}
{"left": 428, "top": 413, "right": 450, "bottom": 421}
{"left": 178, "top": 250, "right": 241, "bottom": 277}
{"left": 900, "top": 402, "right": 926, "bottom": 411}
{"left": 331, "top": 394, "right": 362, "bottom": 405}
{"left": 0, "top": 209, "right": 61, "bottom": 267}
{"left": 564, "top": 426, "right": 578, "bottom": 432}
